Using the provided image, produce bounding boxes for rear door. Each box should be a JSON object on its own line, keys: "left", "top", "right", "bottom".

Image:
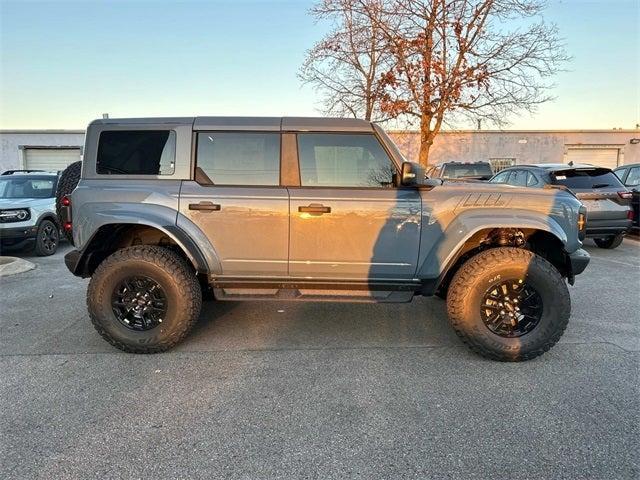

{"left": 288, "top": 132, "right": 421, "bottom": 280}
{"left": 178, "top": 131, "right": 289, "bottom": 276}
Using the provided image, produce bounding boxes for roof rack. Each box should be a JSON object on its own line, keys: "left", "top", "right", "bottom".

{"left": 1, "top": 169, "right": 47, "bottom": 175}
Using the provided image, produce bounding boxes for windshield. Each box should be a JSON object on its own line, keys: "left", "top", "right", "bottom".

{"left": 442, "top": 163, "right": 493, "bottom": 179}
{"left": 0, "top": 176, "right": 56, "bottom": 199}
{"left": 551, "top": 169, "right": 624, "bottom": 190}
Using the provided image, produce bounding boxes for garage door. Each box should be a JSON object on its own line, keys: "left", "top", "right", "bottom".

{"left": 24, "top": 148, "right": 81, "bottom": 171}
{"left": 566, "top": 148, "right": 619, "bottom": 169}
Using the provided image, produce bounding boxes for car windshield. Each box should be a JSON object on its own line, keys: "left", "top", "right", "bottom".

{"left": 551, "top": 169, "right": 624, "bottom": 190}
{"left": 442, "top": 163, "right": 493, "bottom": 178}
{"left": 0, "top": 176, "right": 56, "bottom": 199}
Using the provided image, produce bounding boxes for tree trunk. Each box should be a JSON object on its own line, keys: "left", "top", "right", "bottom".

{"left": 418, "top": 129, "right": 432, "bottom": 166}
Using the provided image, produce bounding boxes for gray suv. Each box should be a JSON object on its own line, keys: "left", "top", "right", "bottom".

{"left": 490, "top": 164, "right": 633, "bottom": 248}
{"left": 60, "top": 117, "right": 590, "bottom": 361}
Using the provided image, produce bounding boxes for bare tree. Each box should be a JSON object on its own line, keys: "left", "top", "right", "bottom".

{"left": 299, "top": 0, "right": 391, "bottom": 120}
{"left": 303, "top": 0, "right": 569, "bottom": 165}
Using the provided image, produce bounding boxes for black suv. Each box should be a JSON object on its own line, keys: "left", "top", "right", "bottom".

{"left": 490, "top": 164, "right": 633, "bottom": 249}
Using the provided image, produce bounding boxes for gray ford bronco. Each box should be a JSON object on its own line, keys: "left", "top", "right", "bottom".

{"left": 60, "top": 117, "right": 590, "bottom": 361}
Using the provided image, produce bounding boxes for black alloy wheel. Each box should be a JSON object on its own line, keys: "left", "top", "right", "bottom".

{"left": 111, "top": 276, "right": 168, "bottom": 331}
{"left": 480, "top": 279, "right": 543, "bottom": 338}
{"left": 35, "top": 219, "right": 59, "bottom": 256}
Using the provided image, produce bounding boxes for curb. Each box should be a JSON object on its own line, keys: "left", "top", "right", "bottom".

{"left": 0, "top": 256, "right": 37, "bottom": 277}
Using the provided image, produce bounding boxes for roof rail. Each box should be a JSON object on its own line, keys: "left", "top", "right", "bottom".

{"left": 1, "top": 169, "right": 47, "bottom": 175}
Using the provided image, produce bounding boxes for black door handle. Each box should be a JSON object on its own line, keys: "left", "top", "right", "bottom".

{"left": 189, "top": 202, "right": 221, "bottom": 211}
{"left": 298, "top": 204, "right": 331, "bottom": 215}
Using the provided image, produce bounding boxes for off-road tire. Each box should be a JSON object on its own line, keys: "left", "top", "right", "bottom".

{"left": 87, "top": 245, "right": 202, "bottom": 353}
{"left": 446, "top": 247, "right": 570, "bottom": 362}
{"left": 594, "top": 233, "right": 624, "bottom": 249}
{"left": 55, "top": 161, "right": 82, "bottom": 243}
{"left": 34, "top": 219, "right": 59, "bottom": 256}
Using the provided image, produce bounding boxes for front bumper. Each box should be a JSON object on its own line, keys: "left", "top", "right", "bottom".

{"left": 568, "top": 248, "right": 590, "bottom": 276}
{"left": 0, "top": 225, "right": 38, "bottom": 249}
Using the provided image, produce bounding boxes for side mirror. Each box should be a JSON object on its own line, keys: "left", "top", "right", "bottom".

{"left": 400, "top": 161, "right": 424, "bottom": 186}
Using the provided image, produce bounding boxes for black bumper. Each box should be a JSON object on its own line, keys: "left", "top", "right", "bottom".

{"left": 0, "top": 225, "right": 38, "bottom": 249}
{"left": 586, "top": 218, "right": 632, "bottom": 237}
{"left": 568, "top": 248, "right": 590, "bottom": 276}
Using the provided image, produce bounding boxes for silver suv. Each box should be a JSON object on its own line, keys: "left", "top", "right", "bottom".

{"left": 60, "top": 117, "right": 590, "bottom": 361}
{"left": 0, "top": 170, "right": 60, "bottom": 255}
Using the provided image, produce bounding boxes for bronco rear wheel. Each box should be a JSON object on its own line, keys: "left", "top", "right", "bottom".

{"left": 87, "top": 245, "right": 202, "bottom": 353}
{"left": 446, "top": 247, "right": 570, "bottom": 362}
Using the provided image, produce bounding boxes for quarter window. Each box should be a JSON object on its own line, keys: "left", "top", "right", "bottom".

{"left": 625, "top": 167, "right": 640, "bottom": 187}
{"left": 526, "top": 172, "right": 539, "bottom": 186}
{"left": 97, "top": 130, "right": 176, "bottom": 175}
{"left": 196, "top": 133, "right": 280, "bottom": 186}
{"left": 297, "top": 133, "right": 396, "bottom": 188}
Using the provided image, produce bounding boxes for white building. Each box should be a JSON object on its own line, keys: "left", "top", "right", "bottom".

{"left": 1, "top": 128, "right": 639, "bottom": 173}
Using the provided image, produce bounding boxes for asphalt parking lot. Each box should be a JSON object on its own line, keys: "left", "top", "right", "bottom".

{"left": 1, "top": 240, "right": 639, "bottom": 479}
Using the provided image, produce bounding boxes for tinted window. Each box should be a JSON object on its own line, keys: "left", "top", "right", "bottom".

{"left": 297, "top": 134, "right": 396, "bottom": 187}
{"left": 196, "top": 133, "right": 280, "bottom": 186}
{"left": 0, "top": 177, "right": 55, "bottom": 198}
{"left": 626, "top": 167, "right": 640, "bottom": 187}
{"left": 526, "top": 172, "right": 539, "bottom": 186}
{"left": 441, "top": 163, "right": 493, "bottom": 179}
{"left": 491, "top": 171, "right": 511, "bottom": 183}
{"left": 97, "top": 131, "right": 175, "bottom": 175}
{"left": 551, "top": 169, "right": 624, "bottom": 189}
{"left": 614, "top": 168, "right": 628, "bottom": 182}
{"left": 508, "top": 170, "right": 527, "bottom": 186}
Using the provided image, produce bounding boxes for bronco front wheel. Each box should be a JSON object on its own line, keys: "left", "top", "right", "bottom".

{"left": 87, "top": 245, "right": 202, "bottom": 353}
{"left": 446, "top": 247, "right": 570, "bottom": 362}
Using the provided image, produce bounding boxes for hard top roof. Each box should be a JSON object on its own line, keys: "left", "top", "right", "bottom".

{"left": 90, "top": 116, "right": 374, "bottom": 132}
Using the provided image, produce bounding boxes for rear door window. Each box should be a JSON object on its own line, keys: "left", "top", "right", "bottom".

{"left": 97, "top": 130, "right": 176, "bottom": 175}
{"left": 510, "top": 170, "right": 528, "bottom": 186}
{"left": 551, "top": 169, "right": 624, "bottom": 189}
{"left": 196, "top": 132, "right": 280, "bottom": 186}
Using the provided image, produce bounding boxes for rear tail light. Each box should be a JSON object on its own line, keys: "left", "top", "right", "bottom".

{"left": 618, "top": 191, "right": 632, "bottom": 199}
{"left": 628, "top": 210, "right": 634, "bottom": 220}
{"left": 63, "top": 222, "right": 73, "bottom": 231}
{"left": 61, "top": 195, "right": 71, "bottom": 206}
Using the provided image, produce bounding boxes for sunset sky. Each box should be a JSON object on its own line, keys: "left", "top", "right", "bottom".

{"left": 1, "top": 0, "right": 638, "bottom": 130}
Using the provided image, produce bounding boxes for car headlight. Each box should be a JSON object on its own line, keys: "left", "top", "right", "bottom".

{"left": 0, "top": 208, "right": 31, "bottom": 223}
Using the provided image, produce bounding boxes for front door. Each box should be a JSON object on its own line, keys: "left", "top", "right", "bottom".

{"left": 179, "top": 131, "right": 289, "bottom": 277}
{"left": 288, "top": 133, "right": 421, "bottom": 280}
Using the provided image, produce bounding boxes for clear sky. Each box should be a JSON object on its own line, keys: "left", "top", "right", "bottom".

{"left": 0, "top": 0, "right": 638, "bottom": 130}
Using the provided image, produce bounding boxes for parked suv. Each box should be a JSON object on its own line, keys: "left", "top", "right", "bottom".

{"left": 0, "top": 170, "right": 60, "bottom": 255}
{"left": 490, "top": 164, "right": 633, "bottom": 248}
{"left": 60, "top": 117, "right": 590, "bottom": 361}
{"left": 425, "top": 161, "right": 494, "bottom": 181}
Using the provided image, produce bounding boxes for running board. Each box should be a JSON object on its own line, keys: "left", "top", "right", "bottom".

{"left": 211, "top": 279, "right": 419, "bottom": 303}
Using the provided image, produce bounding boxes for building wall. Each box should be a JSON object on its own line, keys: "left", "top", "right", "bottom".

{"left": 2, "top": 129, "right": 639, "bottom": 172}
{"left": 0, "top": 131, "right": 85, "bottom": 172}
{"left": 389, "top": 130, "right": 640, "bottom": 166}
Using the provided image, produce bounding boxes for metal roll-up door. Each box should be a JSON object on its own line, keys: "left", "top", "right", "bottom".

{"left": 566, "top": 148, "right": 619, "bottom": 169}
{"left": 24, "top": 148, "right": 81, "bottom": 171}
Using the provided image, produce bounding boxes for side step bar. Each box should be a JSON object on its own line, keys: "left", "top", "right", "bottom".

{"left": 211, "top": 279, "right": 421, "bottom": 303}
